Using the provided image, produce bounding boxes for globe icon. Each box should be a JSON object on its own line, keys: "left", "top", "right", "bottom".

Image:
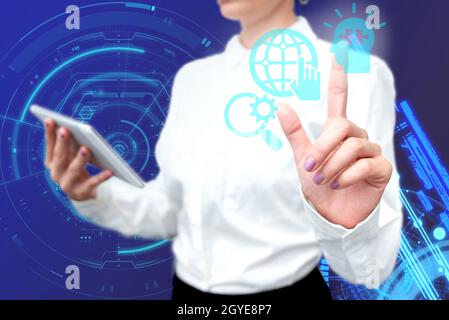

{"left": 249, "top": 29, "right": 318, "bottom": 97}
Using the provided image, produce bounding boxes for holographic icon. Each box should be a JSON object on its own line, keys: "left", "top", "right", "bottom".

{"left": 250, "top": 95, "right": 277, "bottom": 123}
{"left": 324, "top": 2, "right": 386, "bottom": 74}
{"left": 249, "top": 29, "right": 320, "bottom": 101}
{"left": 293, "top": 57, "right": 321, "bottom": 101}
{"left": 332, "top": 17, "right": 374, "bottom": 74}
{"left": 224, "top": 93, "right": 283, "bottom": 150}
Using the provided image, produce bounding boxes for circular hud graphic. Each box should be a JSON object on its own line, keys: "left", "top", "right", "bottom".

{"left": 329, "top": 189, "right": 449, "bottom": 300}
{"left": 0, "top": 2, "right": 222, "bottom": 298}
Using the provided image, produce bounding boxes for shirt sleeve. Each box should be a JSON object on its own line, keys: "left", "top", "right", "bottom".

{"left": 302, "top": 58, "right": 403, "bottom": 287}
{"left": 70, "top": 69, "right": 186, "bottom": 240}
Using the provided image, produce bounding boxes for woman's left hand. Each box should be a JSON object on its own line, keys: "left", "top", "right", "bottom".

{"left": 277, "top": 57, "right": 393, "bottom": 229}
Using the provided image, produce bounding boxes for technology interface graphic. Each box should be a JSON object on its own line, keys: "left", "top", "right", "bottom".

{"left": 324, "top": 2, "right": 386, "bottom": 74}
{"left": 323, "top": 101, "right": 449, "bottom": 300}
{"left": 0, "top": 1, "right": 448, "bottom": 301}
{"left": 249, "top": 28, "right": 320, "bottom": 101}
{"left": 224, "top": 93, "right": 283, "bottom": 151}
{"left": 224, "top": 28, "right": 320, "bottom": 151}
{"left": 0, "top": 2, "right": 221, "bottom": 299}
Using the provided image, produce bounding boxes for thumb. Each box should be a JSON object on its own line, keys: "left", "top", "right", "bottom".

{"left": 277, "top": 103, "right": 311, "bottom": 160}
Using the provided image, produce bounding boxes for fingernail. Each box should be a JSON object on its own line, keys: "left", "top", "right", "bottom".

{"left": 330, "top": 181, "right": 340, "bottom": 190}
{"left": 80, "top": 149, "right": 87, "bottom": 157}
{"left": 59, "top": 131, "right": 65, "bottom": 139}
{"left": 45, "top": 120, "right": 50, "bottom": 128}
{"left": 304, "top": 156, "right": 316, "bottom": 171}
{"left": 313, "top": 172, "right": 325, "bottom": 185}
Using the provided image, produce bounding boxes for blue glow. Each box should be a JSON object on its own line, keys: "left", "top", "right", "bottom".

{"left": 399, "top": 101, "right": 449, "bottom": 205}
{"left": 249, "top": 28, "right": 320, "bottom": 100}
{"left": 434, "top": 228, "right": 446, "bottom": 241}
{"left": 392, "top": 100, "right": 449, "bottom": 299}
{"left": 335, "top": 9, "right": 343, "bottom": 19}
{"left": 224, "top": 92, "right": 283, "bottom": 150}
{"left": 0, "top": 1, "right": 224, "bottom": 299}
{"left": 334, "top": 100, "right": 449, "bottom": 300}
{"left": 323, "top": 22, "right": 333, "bottom": 29}
{"left": 121, "top": 119, "right": 151, "bottom": 172}
{"left": 330, "top": 17, "right": 375, "bottom": 74}
{"left": 417, "top": 190, "right": 433, "bottom": 212}
{"left": 20, "top": 46, "right": 145, "bottom": 122}
{"left": 398, "top": 230, "right": 439, "bottom": 300}
{"left": 118, "top": 239, "right": 170, "bottom": 255}
{"left": 400, "top": 192, "right": 440, "bottom": 300}
{"left": 225, "top": 93, "right": 261, "bottom": 138}
{"left": 440, "top": 213, "right": 449, "bottom": 232}
{"left": 125, "top": 2, "right": 152, "bottom": 11}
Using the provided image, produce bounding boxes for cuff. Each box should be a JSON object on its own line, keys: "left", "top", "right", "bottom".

{"left": 301, "top": 190, "right": 381, "bottom": 241}
{"left": 70, "top": 176, "right": 118, "bottom": 219}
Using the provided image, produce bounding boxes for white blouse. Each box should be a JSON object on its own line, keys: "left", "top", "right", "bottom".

{"left": 72, "top": 17, "right": 403, "bottom": 294}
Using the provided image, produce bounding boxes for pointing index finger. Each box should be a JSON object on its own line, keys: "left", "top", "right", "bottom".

{"left": 328, "top": 43, "right": 348, "bottom": 119}
{"left": 277, "top": 103, "right": 311, "bottom": 163}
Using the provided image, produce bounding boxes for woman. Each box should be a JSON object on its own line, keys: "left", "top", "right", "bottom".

{"left": 43, "top": 0, "right": 402, "bottom": 301}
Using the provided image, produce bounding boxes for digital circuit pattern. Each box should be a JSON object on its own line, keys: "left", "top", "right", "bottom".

{"left": 325, "top": 101, "right": 449, "bottom": 300}
{"left": 0, "top": 2, "right": 221, "bottom": 298}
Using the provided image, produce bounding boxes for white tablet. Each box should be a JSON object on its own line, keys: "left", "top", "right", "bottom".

{"left": 30, "top": 104, "right": 145, "bottom": 188}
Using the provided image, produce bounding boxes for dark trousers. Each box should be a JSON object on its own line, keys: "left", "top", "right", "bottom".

{"left": 171, "top": 268, "right": 332, "bottom": 304}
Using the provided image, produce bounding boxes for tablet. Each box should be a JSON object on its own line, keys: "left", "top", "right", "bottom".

{"left": 30, "top": 105, "right": 145, "bottom": 188}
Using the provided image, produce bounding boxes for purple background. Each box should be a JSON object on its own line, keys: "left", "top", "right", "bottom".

{"left": 0, "top": 0, "right": 448, "bottom": 298}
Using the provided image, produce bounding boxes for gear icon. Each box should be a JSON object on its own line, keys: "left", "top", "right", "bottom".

{"left": 249, "top": 95, "right": 278, "bottom": 123}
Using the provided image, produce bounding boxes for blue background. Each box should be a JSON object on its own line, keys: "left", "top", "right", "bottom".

{"left": 0, "top": 0, "right": 448, "bottom": 299}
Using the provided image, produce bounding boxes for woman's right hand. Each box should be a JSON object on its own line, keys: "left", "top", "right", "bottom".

{"left": 44, "top": 118, "right": 113, "bottom": 201}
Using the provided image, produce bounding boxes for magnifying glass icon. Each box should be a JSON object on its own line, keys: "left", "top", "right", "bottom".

{"left": 224, "top": 92, "right": 283, "bottom": 151}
